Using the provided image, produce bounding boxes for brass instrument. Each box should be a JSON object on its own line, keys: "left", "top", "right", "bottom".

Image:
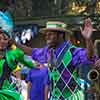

{"left": 79, "top": 64, "right": 100, "bottom": 100}
{"left": 88, "top": 69, "right": 99, "bottom": 81}
{"left": 87, "top": 68, "right": 100, "bottom": 100}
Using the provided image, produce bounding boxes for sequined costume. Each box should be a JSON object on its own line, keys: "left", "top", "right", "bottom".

{"left": 0, "top": 11, "right": 35, "bottom": 100}
{"left": 0, "top": 46, "right": 34, "bottom": 100}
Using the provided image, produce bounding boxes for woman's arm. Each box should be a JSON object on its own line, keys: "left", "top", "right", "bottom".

{"left": 10, "top": 46, "right": 35, "bottom": 68}
{"left": 16, "top": 44, "right": 33, "bottom": 56}
{"left": 9, "top": 39, "right": 33, "bottom": 56}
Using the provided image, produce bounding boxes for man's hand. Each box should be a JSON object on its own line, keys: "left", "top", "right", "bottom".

{"left": 80, "top": 18, "right": 96, "bottom": 40}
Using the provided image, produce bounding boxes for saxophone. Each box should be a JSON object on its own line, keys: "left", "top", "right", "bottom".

{"left": 88, "top": 69, "right": 99, "bottom": 81}
{"left": 87, "top": 66, "right": 100, "bottom": 100}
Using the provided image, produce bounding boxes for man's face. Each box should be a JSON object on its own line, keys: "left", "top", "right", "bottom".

{"left": 44, "top": 30, "right": 60, "bottom": 48}
{"left": 0, "top": 31, "right": 9, "bottom": 50}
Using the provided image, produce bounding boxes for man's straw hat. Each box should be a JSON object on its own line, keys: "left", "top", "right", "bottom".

{"left": 40, "top": 21, "right": 71, "bottom": 34}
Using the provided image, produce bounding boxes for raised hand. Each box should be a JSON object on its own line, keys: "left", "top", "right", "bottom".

{"left": 80, "top": 18, "right": 96, "bottom": 40}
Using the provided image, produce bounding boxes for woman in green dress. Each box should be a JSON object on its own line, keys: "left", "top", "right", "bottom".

{"left": 0, "top": 11, "right": 35, "bottom": 100}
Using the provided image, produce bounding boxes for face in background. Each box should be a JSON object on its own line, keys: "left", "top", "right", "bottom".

{"left": 0, "top": 31, "right": 9, "bottom": 51}
{"left": 44, "top": 30, "right": 64, "bottom": 48}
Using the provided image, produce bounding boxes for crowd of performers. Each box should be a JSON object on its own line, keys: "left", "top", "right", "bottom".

{"left": 0, "top": 10, "right": 100, "bottom": 100}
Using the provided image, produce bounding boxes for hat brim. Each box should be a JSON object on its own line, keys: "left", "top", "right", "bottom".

{"left": 39, "top": 28, "right": 71, "bottom": 34}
